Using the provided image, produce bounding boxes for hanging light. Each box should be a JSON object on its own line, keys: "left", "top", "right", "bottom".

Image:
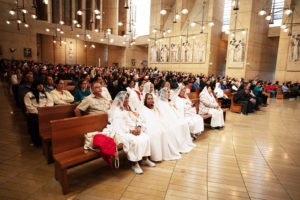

{"left": 123, "top": 35, "right": 127, "bottom": 38}
{"left": 231, "top": 33, "right": 235, "bottom": 37}
{"left": 242, "top": 30, "right": 246, "bottom": 34}
{"left": 191, "top": 22, "right": 196, "bottom": 27}
{"left": 160, "top": 9, "right": 167, "bottom": 15}
{"left": 94, "top": 9, "right": 100, "bottom": 14}
{"left": 100, "top": 38, "right": 104, "bottom": 42}
{"left": 45, "top": 28, "right": 50, "bottom": 32}
{"left": 280, "top": 24, "right": 286, "bottom": 29}
{"left": 43, "top": 0, "right": 48, "bottom": 4}
{"left": 110, "top": 38, "right": 114, "bottom": 43}
{"left": 124, "top": 0, "right": 129, "bottom": 9}
{"left": 76, "top": 34, "right": 80, "bottom": 38}
{"left": 225, "top": 30, "right": 230, "bottom": 34}
{"left": 21, "top": 9, "right": 28, "bottom": 14}
{"left": 284, "top": 9, "right": 292, "bottom": 15}
{"left": 60, "top": 31, "right": 64, "bottom": 34}
{"left": 6, "top": 20, "right": 10, "bottom": 24}
{"left": 258, "top": 10, "right": 267, "bottom": 16}
{"left": 118, "top": 22, "right": 123, "bottom": 26}
{"left": 95, "top": 29, "right": 99, "bottom": 32}
{"left": 31, "top": 14, "right": 37, "bottom": 19}
{"left": 84, "top": 44, "right": 87, "bottom": 48}
{"left": 122, "top": 41, "right": 126, "bottom": 44}
{"left": 17, "top": 19, "right": 22, "bottom": 24}
{"left": 147, "top": 38, "right": 151, "bottom": 42}
{"left": 181, "top": 8, "right": 188, "bottom": 14}
{"left": 208, "top": 22, "right": 214, "bottom": 26}
{"left": 9, "top": 10, "right": 15, "bottom": 15}
{"left": 163, "top": 32, "right": 166, "bottom": 37}
{"left": 59, "top": 20, "right": 64, "bottom": 25}
{"left": 77, "top": 10, "right": 83, "bottom": 15}
{"left": 91, "top": 44, "right": 96, "bottom": 48}
{"left": 107, "top": 29, "right": 111, "bottom": 34}
{"left": 283, "top": 28, "right": 288, "bottom": 32}
{"left": 53, "top": 40, "right": 57, "bottom": 43}
{"left": 56, "top": 27, "right": 61, "bottom": 31}
{"left": 175, "top": 14, "right": 180, "bottom": 20}
{"left": 96, "top": 15, "right": 101, "bottom": 19}
{"left": 152, "top": 29, "right": 157, "bottom": 33}
{"left": 192, "top": 36, "right": 196, "bottom": 39}
{"left": 76, "top": 24, "right": 81, "bottom": 28}
{"left": 73, "top": 19, "right": 78, "bottom": 24}
{"left": 24, "top": 23, "right": 29, "bottom": 28}
{"left": 265, "top": 15, "right": 271, "bottom": 20}
{"left": 167, "top": 28, "right": 172, "bottom": 33}
{"left": 232, "top": 0, "right": 239, "bottom": 10}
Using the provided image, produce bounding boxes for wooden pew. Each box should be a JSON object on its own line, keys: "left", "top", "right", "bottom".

{"left": 230, "top": 95, "right": 243, "bottom": 113}
{"left": 38, "top": 104, "right": 78, "bottom": 163}
{"left": 51, "top": 113, "right": 122, "bottom": 194}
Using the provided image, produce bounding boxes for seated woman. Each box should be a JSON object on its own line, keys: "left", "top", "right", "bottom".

{"left": 141, "top": 93, "right": 181, "bottom": 161}
{"left": 156, "top": 88, "right": 195, "bottom": 153}
{"left": 199, "top": 86, "right": 224, "bottom": 129}
{"left": 106, "top": 91, "right": 155, "bottom": 174}
{"left": 50, "top": 78, "right": 74, "bottom": 105}
{"left": 266, "top": 82, "right": 277, "bottom": 98}
{"left": 24, "top": 79, "right": 54, "bottom": 146}
{"left": 173, "top": 86, "right": 204, "bottom": 139}
{"left": 214, "top": 82, "right": 231, "bottom": 108}
{"left": 143, "top": 82, "right": 157, "bottom": 101}
{"left": 73, "top": 79, "right": 91, "bottom": 102}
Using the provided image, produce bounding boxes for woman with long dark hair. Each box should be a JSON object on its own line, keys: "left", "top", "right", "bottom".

{"left": 24, "top": 79, "right": 53, "bottom": 146}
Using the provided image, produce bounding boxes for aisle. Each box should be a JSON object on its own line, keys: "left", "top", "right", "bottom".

{"left": 0, "top": 81, "right": 300, "bottom": 200}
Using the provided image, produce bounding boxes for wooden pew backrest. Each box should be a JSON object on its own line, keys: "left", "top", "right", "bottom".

{"left": 51, "top": 113, "right": 108, "bottom": 155}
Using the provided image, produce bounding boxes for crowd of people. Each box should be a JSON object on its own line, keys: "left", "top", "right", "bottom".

{"left": 1, "top": 59, "right": 299, "bottom": 174}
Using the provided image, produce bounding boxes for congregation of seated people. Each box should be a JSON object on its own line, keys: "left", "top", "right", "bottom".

{"left": 1, "top": 58, "right": 300, "bottom": 174}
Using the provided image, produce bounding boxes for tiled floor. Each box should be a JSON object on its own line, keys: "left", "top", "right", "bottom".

{"left": 0, "top": 80, "right": 300, "bottom": 200}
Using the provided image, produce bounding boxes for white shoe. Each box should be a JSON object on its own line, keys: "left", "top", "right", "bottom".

{"left": 132, "top": 163, "right": 143, "bottom": 174}
{"left": 141, "top": 159, "right": 156, "bottom": 167}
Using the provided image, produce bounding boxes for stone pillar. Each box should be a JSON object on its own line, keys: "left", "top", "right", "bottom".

{"left": 102, "top": 0, "right": 119, "bottom": 34}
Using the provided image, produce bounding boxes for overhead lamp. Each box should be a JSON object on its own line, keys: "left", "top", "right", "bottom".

{"left": 232, "top": 0, "right": 239, "bottom": 10}
{"left": 123, "top": 35, "right": 127, "bottom": 38}
{"left": 94, "top": 9, "right": 100, "bottom": 14}
{"left": 242, "top": 30, "right": 246, "bottom": 34}
{"left": 208, "top": 22, "right": 214, "bottom": 26}
{"left": 73, "top": 19, "right": 78, "bottom": 24}
{"left": 225, "top": 30, "right": 230, "bottom": 34}
{"left": 76, "top": 34, "right": 80, "bottom": 38}
{"left": 17, "top": 19, "right": 22, "bottom": 24}
{"left": 21, "top": 9, "right": 28, "bottom": 14}
{"left": 6, "top": 20, "right": 10, "bottom": 24}
{"left": 265, "top": 15, "right": 271, "bottom": 21}
{"left": 60, "top": 31, "right": 64, "bottom": 34}
{"left": 53, "top": 40, "right": 56, "bottom": 43}
{"left": 110, "top": 39, "right": 114, "bottom": 43}
{"left": 147, "top": 38, "right": 150, "bottom": 42}
{"left": 192, "top": 36, "right": 196, "bottom": 39}
{"left": 191, "top": 22, "right": 196, "bottom": 27}
{"left": 24, "top": 23, "right": 29, "bottom": 28}
{"left": 96, "top": 15, "right": 101, "bottom": 19}
{"left": 59, "top": 20, "right": 64, "bottom": 25}
{"left": 122, "top": 41, "right": 126, "bottom": 44}
{"left": 9, "top": 10, "right": 15, "bottom": 15}
{"left": 118, "top": 22, "right": 123, "bottom": 26}
{"left": 107, "top": 29, "right": 111, "bottom": 34}
{"left": 160, "top": 9, "right": 167, "bottom": 15}
{"left": 175, "top": 14, "right": 180, "bottom": 20}
{"left": 87, "top": 34, "right": 91, "bottom": 38}
{"left": 76, "top": 24, "right": 81, "bottom": 28}
{"left": 100, "top": 38, "right": 104, "bottom": 42}
{"left": 77, "top": 10, "right": 83, "bottom": 15}
{"left": 152, "top": 29, "right": 157, "bottom": 33}
{"left": 95, "top": 29, "right": 99, "bottom": 32}
{"left": 283, "top": 28, "right": 288, "bottom": 32}
{"left": 163, "top": 32, "right": 166, "bottom": 36}
{"left": 258, "top": 10, "right": 266, "bottom": 16}
{"left": 91, "top": 44, "right": 96, "bottom": 48}
{"left": 84, "top": 44, "right": 87, "bottom": 48}
{"left": 43, "top": 0, "right": 48, "bottom": 4}
{"left": 45, "top": 28, "right": 50, "bottom": 32}
{"left": 231, "top": 33, "right": 235, "bottom": 37}
{"left": 167, "top": 29, "right": 172, "bottom": 33}
{"left": 56, "top": 27, "right": 61, "bottom": 31}
{"left": 284, "top": 9, "right": 292, "bottom": 15}
{"left": 280, "top": 24, "right": 286, "bottom": 29}
{"left": 31, "top": 14, "right": 37, "bottom": 19}
{"left": 181, "top": 9, "right": 188, "bottom": 14}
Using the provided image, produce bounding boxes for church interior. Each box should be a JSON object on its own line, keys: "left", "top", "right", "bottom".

{"left": 0, "top": 0, "right": 300, "bottom": 199}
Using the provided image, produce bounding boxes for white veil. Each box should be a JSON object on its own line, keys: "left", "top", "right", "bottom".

{"left": 143, "top": 82, "right": 153, "bottom": 94}
{"left": 108, "top": 91, "right": 128, "bottom": 122}
{"left": 200, "top": 86, "right": 216, "bottom": 102}
{"left": 171, "top": 85, "right": 190, "bottom": 102}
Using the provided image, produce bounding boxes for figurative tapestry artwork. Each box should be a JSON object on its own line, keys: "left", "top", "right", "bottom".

{"left": 66, "top": 39, "right": 76, "bottom": 65}
{"left": 287, "top": 33, "right": 300, "bottom": 71}
{"left": 159, "top": 38, "right": 170, "bottom": 62}
{"left": 24, "top": 48, "right": 32, "bottom": 57}
{"left": 181, "top": 37, "right": 193, "bottom": 63}
{"left": 150, "top": 40, "right": 160, "bottom": 63}
{"left": 192, "top": 34, "right": 207, "bottom": 63}
{"left": 170, "top": 37, "right": 181, "bottom": 62}
{"left": 227, "top": 31, "right": 246, "bottom": 68}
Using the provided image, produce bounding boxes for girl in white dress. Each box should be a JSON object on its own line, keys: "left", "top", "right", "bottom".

{"left": 107, "top": 91, "right": 155, "bottom": 174}
{"left": 199, "top": 86, "right": 225, "bottom": 129}
{"left": 173, "top": 86, "right": 204, "bottom": 139}
{"left": 141, "top": 93, "right": 181, "bottom": 161}
{"left": 156, "top": 88, "right": 195, "bottom": 153}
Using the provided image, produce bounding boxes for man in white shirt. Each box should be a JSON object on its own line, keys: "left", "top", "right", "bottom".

{"left": 50, "top": 79, "right": 74, "bottom": 105}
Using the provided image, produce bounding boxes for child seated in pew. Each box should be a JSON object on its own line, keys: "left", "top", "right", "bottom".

{"left": 24, "top": 79, "right": 54, "bottom": 146}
